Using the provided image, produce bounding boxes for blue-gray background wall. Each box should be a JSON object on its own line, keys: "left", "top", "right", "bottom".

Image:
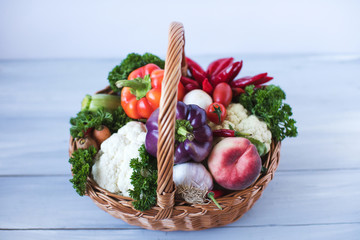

{"left": 1, "top": 0, "right": 359, "bottom": 59}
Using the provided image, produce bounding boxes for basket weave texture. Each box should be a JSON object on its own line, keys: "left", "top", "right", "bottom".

{"left": 70, "top": 22, "right": 281, "bottom": 231}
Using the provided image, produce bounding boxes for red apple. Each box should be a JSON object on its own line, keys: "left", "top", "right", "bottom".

{"left": 208, "top": 137, "right": 261, "bottom": 190}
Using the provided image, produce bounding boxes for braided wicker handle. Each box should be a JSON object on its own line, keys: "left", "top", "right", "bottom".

{"left": 155, "top": 22, "right": 186, "bottom": 220}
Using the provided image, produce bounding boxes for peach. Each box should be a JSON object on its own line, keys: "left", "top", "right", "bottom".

{"left": 208, "top": 137, "right": 261, "bottom": 190}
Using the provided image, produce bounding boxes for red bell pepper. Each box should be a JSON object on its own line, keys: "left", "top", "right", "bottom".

{"left": 116, "top": 64, "right": 185, "bottom": 119}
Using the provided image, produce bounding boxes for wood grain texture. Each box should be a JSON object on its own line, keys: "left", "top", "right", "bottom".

{"left": 0, "top": 171, "right": 359, "bottom": 229}
{"left": 1, "top": 224, "right": 359, "bottom": 240}
{"left": 0, "top": 55, "right": 359, "bottom": 238}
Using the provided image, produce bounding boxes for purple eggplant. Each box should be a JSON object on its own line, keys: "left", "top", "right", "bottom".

{"left": 145, "top": 101, "right": 213, "bottom": 164}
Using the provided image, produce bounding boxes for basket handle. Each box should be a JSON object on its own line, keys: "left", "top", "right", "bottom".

{"left": 155, "top": 22, "right": 186, "bottom": 220}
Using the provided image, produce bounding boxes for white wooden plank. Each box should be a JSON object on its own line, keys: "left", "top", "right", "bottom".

{"left": 0, "top": 170, "right": 359, "bottom": 229}
{"left": 0, "top": 223, "right": 359, "bottom": 240}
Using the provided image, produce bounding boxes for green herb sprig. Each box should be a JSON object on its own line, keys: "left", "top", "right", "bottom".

{"left": 69, "top": 146, "right": 97, "bottom": 196}
{"left": 238, "top": 85, "right": 298, "bottom": 141}
{"left": 70, "top": 107, "right": 131, "bottom": 138}
{"left": 128, "top": 145, "right": 158, "bottom": 211}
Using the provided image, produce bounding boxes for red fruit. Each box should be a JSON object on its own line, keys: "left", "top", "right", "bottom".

{"left": 213, "top": 83, "right": 232, "bottom": 107}
{"left": 208, "top": 137, "right": 261, "bottom": 190}
{"left": 206, "top": 103, "right": 226, "bottom": 124}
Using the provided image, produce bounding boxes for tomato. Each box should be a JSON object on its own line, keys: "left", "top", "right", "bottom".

{"left": 206, "top": 103, "right": 227, "bottom": 124}
{"left": 212, "top": 83, "right": 232, "bottom": 107}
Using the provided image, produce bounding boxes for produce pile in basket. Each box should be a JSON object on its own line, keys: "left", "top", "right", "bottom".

{"left": 68, "top": 52, "right": 298, "bottom": 212}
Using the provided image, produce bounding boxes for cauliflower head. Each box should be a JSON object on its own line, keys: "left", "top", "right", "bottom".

{"left": 92, "top": 121, "right": 147, "bottom": 197}
{"left": 237, "top": 115, "right": 272, "bottom": 152}
{"left": 209, "top": 103, "right": 272, "bottom": 153}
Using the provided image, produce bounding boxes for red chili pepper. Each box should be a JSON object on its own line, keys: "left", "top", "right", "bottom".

{"left": 228, "top": 60, "right": 243, "bottom": 82}
{"left": 207, "top": 190, "right": 226, "bottom": 210}
{"left": 211, "top": 57, "right": 234, "bottom": 77}
{"left": 230, "top": 73, "right": 268, "bottom": 88}
{"left": 208, "top": 190, "right": 226, "bottom": 198}
{"left": 252, "top": 76, "right": 273, "bottom": 86}
{"left": 211, "top": 61, "right": 243, "bottom": 87}
{"left": 206, "top": 57, "right": 233, "bottom": 77}
{"left": 213, "top": 129, "right": 235, "bottom": 137}
{"left": 232, "top": 87, "right": 245, "bottom": 96}
{"left": 180, "top": 76, "right": 200, "bottom": 87}
{"left": 84, "top": 127, "right": 94, "bottom": 137}
{"left": 202, "top": 78, "right": 214, "bottom": 95}
{"left": 186, "top": 57, "right": 207, "bottom": 85}
{"left": 184, "top": 83, "right": 200, "bottom": 92}
{"left": 255, "top": 84, "right": 268, "bottom": 89}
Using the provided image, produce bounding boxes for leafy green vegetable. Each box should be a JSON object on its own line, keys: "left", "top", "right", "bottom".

{"left": 109, "top": 106, "right": 132, "bottom": 133}
{"left": 128, "top": 144, "right": 157, "bottom": 211}
{"left": 238, "top": 85, "right": 298, "bottom": 141}
{"left": 70, "top": 107, "right": 131, "bottom": 138}
{"left": 69, "top": 146, "right": 97, "bottom": 196}
{"left": 108, "top": 53, "right": 165, "bottom": 93}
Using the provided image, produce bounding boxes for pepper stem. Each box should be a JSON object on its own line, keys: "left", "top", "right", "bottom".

{"left": 177, "top": 126, "right": 195, "bottom": 141}
{"left": 175, "top": 119, "right": 194, "bottom": 143}
{"left": 115, "top": 75, "right": 152, "bottom": 100}
{"left": 207, "top": 192, "right": 222, "bottom": 210}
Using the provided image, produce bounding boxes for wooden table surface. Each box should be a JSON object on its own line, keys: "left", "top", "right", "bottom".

{"left": 0, "top": 54, "right": 359, "bottom": 239}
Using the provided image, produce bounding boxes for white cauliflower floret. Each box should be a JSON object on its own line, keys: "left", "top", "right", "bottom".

{"left": 209, "top": 103, "right": 272, "bottom": 153}
{"left": 237, "top": 115, "right": 272, "bottom": 152}
{"left": 92, "top": 121, "right": 147, "bottom": 197}
{"left": 226, "top": 103, "right": 248, "bottom": 125}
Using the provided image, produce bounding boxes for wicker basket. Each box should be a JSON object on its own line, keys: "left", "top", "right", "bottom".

{"left": 70, "top": 22, "right": 281, "bottom": 231}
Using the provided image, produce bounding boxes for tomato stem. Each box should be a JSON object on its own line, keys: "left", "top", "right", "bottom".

{"left": 212, "top": 104, "right": 222, "bottom": 123}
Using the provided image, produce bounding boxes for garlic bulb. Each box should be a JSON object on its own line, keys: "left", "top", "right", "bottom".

{"left": 173, "top": 162, "right": 214, "bottom": 204}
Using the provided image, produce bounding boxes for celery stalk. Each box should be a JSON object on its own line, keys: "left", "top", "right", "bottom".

{"left": 81, "top": 94, "right": 121, "bottom": 112}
